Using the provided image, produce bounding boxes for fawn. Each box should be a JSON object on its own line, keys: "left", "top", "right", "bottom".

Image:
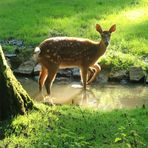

{"left": 34, "top": 24, "right": 116, "bottom": 95}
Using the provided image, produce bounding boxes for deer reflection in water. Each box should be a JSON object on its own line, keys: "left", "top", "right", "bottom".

{"left": 18, "top": 77, "right": 148, "bottom": 109}
{"left": 35, "top": 84, "right": 99, "bottom": 107}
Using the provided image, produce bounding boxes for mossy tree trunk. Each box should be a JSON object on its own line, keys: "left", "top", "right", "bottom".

{"left": 0, "top": 45, "right": 33, "bottom": 120}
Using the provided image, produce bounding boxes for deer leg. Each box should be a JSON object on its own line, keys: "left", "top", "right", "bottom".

{"left": 45, "top": 64, "right": 59, "bottom": 95}
{"left": 87, "top": 67, "right": 95, "bottom": 83}
{"left": 80, "top": 67, "right": 88, "bottom": 90}
{"left": 87, "top": 63, "right": 101, "bottom": 85}
{"left": 39, "top": 65, "right": 48, "bottom": 92}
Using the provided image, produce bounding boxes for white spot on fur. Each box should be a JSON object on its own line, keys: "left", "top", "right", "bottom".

{"left": 33, "top": 47, "right": 40, "bottom": 61}
{"left": 34, "top": 47, "right": 40, "bottom": 53}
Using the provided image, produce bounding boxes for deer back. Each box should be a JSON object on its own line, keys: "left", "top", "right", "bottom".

{"left": 38, "top": 37, "right": 99, "bottom": 68}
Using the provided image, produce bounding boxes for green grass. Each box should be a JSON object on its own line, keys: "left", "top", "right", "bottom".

{"left": 0, "top": 103, "right": 147, "bottom": 147}
{"left": 0, "top": 1, "right": 148, "bottom": 147}
{"left": 0, "top": 0, "right": 148, "bottom": 70}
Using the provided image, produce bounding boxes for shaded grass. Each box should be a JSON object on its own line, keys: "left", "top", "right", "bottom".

{"left": 0, "top": 103, "right": 148, "bottom": 147}
{"left": 0, "top": 0, "right": 148, "bottom": 70}
{"left": 0, "top": 1, "right": 147, "bottom": 147}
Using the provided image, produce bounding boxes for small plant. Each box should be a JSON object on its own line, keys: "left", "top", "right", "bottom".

{"left": 114, "top": 126, "right": 146, "bottom": 147}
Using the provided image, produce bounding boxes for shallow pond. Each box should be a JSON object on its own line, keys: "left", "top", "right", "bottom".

{"left": 18, "top": 77, "right": 148, "bottom": 110}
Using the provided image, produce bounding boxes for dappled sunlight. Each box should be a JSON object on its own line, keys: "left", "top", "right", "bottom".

{"left": 124, "top": 9, "right": 145, "bottom": 20}
{"left": 1, "top": 0, "right": 148, "bottom": 147}
{"left": 98, "top": 4, "right": 147, "bottom": 27}
{"left": 1, "top": 0, "right": 147, "bottom": 43}
{"left": 96, "top": 6, "right": 148, "bottom": 69}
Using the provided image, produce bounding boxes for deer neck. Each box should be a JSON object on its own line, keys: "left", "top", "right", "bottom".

{"left": 97, "top": 40, "right": 108, "bottom": 57}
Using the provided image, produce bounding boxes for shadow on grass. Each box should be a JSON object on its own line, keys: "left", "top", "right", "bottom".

{"left": 0, "top": 118, "right": 13, "bottom": 140}
{"left": 44, "top": 106, "right": 147, "bottom": 147}
{"left": 1, "top": 104, "right": 147, "bottom": 147}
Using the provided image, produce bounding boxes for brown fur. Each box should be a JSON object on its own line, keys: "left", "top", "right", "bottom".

{"left": 36, "top": 24, "right": 116, "bottom": 95}
{"left": 38, "top": 37, "right": 102, "bottom": 68}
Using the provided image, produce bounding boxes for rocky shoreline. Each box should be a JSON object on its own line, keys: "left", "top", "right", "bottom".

{"left": 8, "top": 56, "right": 148, "bottom": 84}
{"left": 1, "top": 39, "right": 148, "bottom": 84}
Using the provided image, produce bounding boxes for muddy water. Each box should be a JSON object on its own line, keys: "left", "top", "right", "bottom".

{"left": 18, "top": 77, "right": 148, "bottom": 110}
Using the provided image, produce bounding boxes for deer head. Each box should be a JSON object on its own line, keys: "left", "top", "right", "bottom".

{"left": 96, "top": 24, "right": 116, "bottom": 46}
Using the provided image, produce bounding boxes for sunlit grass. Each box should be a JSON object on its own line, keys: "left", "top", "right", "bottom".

{"left": 0, "top": 0, "right": 147, "bottom": 69}
{"left": 0, "top": 1, "right": 147, "bottom": 147}
{"left": 0, "top": 103, "right": 147, "bottom": 147}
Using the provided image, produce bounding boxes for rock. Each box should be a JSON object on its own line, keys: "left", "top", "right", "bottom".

{"left": 96, "top": 69, "right": 110, "bottom": 83}
{"left": 33, "top": 64, "right": 41, "bottom": 75}
{"left": 14, "top": 60, "right": 36, "bottom": 75}
{"left": 33, "top": 76, "right": 39, "bottom": 81}
{"left": 120, "top": 79, "right": 128, "bottom": 85}
{"left": 0, "top": 39, "right": 24, "bottom": 54}
{"left": 57, "top": 69, "right": 72, "bottom": 77}
{"left": 129, "top": 67, "right": 145, "bottom": 82}
{"left": 33, "top": 66, "right": 73, "bottom": 77}
{"left": 71, "top": 68, "right": 80, "bottom": 79}
{"left": 5, "top": 53, "right": 17, "bottom": 58}
{"left": 4, "top": 53, "right": 17, "bottom": 69}
{"left": 8, "top": 39, "right": 23, "bottom": 47}
{"left": 109, "top": 69, "right": 128, "bottom": 81}
{"left": 10, "top": 55, "right": 24, "bottom": 69}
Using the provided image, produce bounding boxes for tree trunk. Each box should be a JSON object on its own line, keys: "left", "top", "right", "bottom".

{"left": 0, "top": 45, "right": 33, "bottom": 120}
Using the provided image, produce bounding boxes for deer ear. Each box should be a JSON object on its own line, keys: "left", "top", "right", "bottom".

{"left": 109, "top": 24, "right": 116, "bottom": 33}
{"left": 96, "top": 24, "right": 103, "bottom": 34}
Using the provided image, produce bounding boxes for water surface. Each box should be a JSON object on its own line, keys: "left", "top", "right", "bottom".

{"left": 18, "top": 77, "right": 148, "bottom": 110}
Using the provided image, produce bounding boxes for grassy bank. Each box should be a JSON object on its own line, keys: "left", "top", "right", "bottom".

{"left": 0, "top": 0, "right": 148, "bottom": 70}
{"left": 0, "top": 1, "right": 147, "bottom": 147}
{"left": 0, "top": 103, "right": 147, "bottom": 147}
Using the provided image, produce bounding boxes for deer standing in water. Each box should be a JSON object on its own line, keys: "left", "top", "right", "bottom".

{"left": 34, "top": 24, "right": 116, "bottom": 96}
